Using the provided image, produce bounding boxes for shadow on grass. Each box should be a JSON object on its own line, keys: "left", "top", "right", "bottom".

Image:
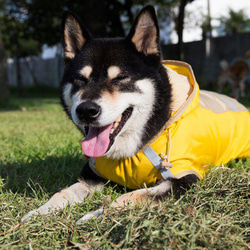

{"left": 0, "top": 86, "right": 60, "bottom": 111}
{"left": 0, "top": 154, "right": 86, "bottom": 197}
{"left": 0, "top": 98, "right": 62, "bottom": 112}
{"left": 9, "top": 85, "right": 59, "bottom": 98}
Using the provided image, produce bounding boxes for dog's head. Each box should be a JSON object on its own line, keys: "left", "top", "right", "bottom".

{"left": 60, "top": 6, "right": 171, "bottom": 159}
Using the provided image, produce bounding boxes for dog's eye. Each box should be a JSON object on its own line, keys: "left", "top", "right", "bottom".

{"left": 113, "top": 75, "right": 130, "bottom": 83}
{"left": 74, "top": 75, "right": 87, "bottom": 86}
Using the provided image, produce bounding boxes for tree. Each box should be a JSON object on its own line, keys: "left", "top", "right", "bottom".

{"left": 175, "top": 0, "right": 195, "bottom": 60}
{"left": 1, "top": 0, "right": 40, "bottom": 96}
{"left": 25, "top": 0, "right": 134, "bottom": 47}
{"left": 148, "top": 0, "right": 196, "bottom": 59}
{"left": 25, "top": 0, "right": 180, "bottom": 45}
{"left": 218, "top": 8, "right": 250, "bottom": 35}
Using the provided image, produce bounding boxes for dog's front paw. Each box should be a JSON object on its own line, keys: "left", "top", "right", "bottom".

{"left": 21, "top": 210, "right": 40, "bottom": 223}
{"left": 76, "top": 207, "right": 104, "bottom": 225}
{"left": 21, "top": 204, "right": 59, "bottom": 223}
{"left": 111, "top": 190, "right": 146, "bottom": 209}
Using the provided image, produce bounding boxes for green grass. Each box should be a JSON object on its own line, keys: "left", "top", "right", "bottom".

{"left": 0, "top": 94, "right": 250, "bottom": 248}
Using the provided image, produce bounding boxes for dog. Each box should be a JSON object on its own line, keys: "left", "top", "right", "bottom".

{"left": 22, "top": 6, "right": 250, "bottom": 224}
{"left": 218, "top": 59, "right": 249, "bottom": 99}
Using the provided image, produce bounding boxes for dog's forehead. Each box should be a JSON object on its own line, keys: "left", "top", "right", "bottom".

{"left": 76, "top": 39, "right": 136, "bottom": 74}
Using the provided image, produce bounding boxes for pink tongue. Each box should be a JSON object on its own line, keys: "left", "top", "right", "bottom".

{"left": 81, "top": 124, "right": 113, "bottom": 157}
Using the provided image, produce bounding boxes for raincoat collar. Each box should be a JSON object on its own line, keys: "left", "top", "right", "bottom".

{"left": 144, "top": 60, "right": 200, "bottom": 148}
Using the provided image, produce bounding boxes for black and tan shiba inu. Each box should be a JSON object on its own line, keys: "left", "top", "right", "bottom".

{"left": 22, "top": 6, "right": 250, "bottom": 223}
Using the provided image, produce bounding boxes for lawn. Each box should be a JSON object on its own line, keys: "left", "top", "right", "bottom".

{"left": 0, "top": 93, "right": 249, "bottom": 248}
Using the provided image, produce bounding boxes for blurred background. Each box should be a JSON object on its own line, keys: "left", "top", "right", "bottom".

{"left": 1, "top": 0, "right": 250, "bottom": 105}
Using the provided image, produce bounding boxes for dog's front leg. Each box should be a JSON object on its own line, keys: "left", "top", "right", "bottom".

{"left": 21, "top": 163, "right": 105, "bottom": 222}
{"left": 111, "top": 174, "right": 198, "bottom": 208}
{"left": 111, "top": 180, "right": 173, "bottom": 208}
{"left": 76, "top": 180, "right": 173, "bottom": 224}
{"left": 76, "top": 181, "right": 173, "bottom": 224}
{"left": 75, "top": 175, "right": 198, "bottom": 224}
{"left": 111, "top": 174, "right": 199, "bottom": 208}
{"left": 75, "top": 181, "right": 172, "bottom": 224}
{"left": 21, "top": 180, "right": 103, "bottom": 222}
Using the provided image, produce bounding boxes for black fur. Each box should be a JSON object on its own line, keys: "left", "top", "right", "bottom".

{"left": 80, "top": 162, "right": 106, "bottom": 183}
{"left": 171, "top": 174, "right": 198, "bottom": 199}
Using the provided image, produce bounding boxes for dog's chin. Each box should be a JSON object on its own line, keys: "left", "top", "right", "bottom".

{"left": 104, "top": 131, "right": 142, "bottom": 159}
{"left": 104, "top": 110, "right": 146, "bottom": 159}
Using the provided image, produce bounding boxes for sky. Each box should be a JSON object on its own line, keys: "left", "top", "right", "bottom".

{"left": 178, "top": 0, "right": 250, "bottom": 43}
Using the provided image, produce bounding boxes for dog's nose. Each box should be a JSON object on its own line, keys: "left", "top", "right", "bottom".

{"left": 76, "top": 102, "right": 101, "bottom": 123}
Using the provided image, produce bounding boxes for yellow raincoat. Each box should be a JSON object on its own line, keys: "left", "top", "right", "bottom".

{"left": 89, "top": 61, "right": 250, "bottom": 189}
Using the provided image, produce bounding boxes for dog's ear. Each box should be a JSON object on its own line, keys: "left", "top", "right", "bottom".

{"left": 62, "top": 11, "right": 91, "bottom": 60}
{"left": 127, "top": 5, "right": 160, "bottom": 56}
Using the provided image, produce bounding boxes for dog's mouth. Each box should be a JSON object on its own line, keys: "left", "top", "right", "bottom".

{"left": 81, "top": 107, "right": 133, "bottom": 157}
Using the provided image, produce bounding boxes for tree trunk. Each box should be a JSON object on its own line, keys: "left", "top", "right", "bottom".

{"left": 176, "top": 0, "right": 188, "bottom": 61}
{"left": 0, "top": 30, "right": 9, "bottom": 105}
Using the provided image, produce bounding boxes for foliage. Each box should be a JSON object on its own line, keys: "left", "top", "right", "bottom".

{"left": 218, "top": 8, "right": 250, "bottom": 36}
{"left": 0, "top": 96, "right": 249, "bottom": 248}
{"left": 0, "top": 0, "right": 40, "bottom": 57}
{"left": 24, "top": 0, "right": 134, "bottom": 46}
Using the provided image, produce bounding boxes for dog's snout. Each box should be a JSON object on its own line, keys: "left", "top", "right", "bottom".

{"left": 76, "top": 102, "right": 101, "bottom": 123}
